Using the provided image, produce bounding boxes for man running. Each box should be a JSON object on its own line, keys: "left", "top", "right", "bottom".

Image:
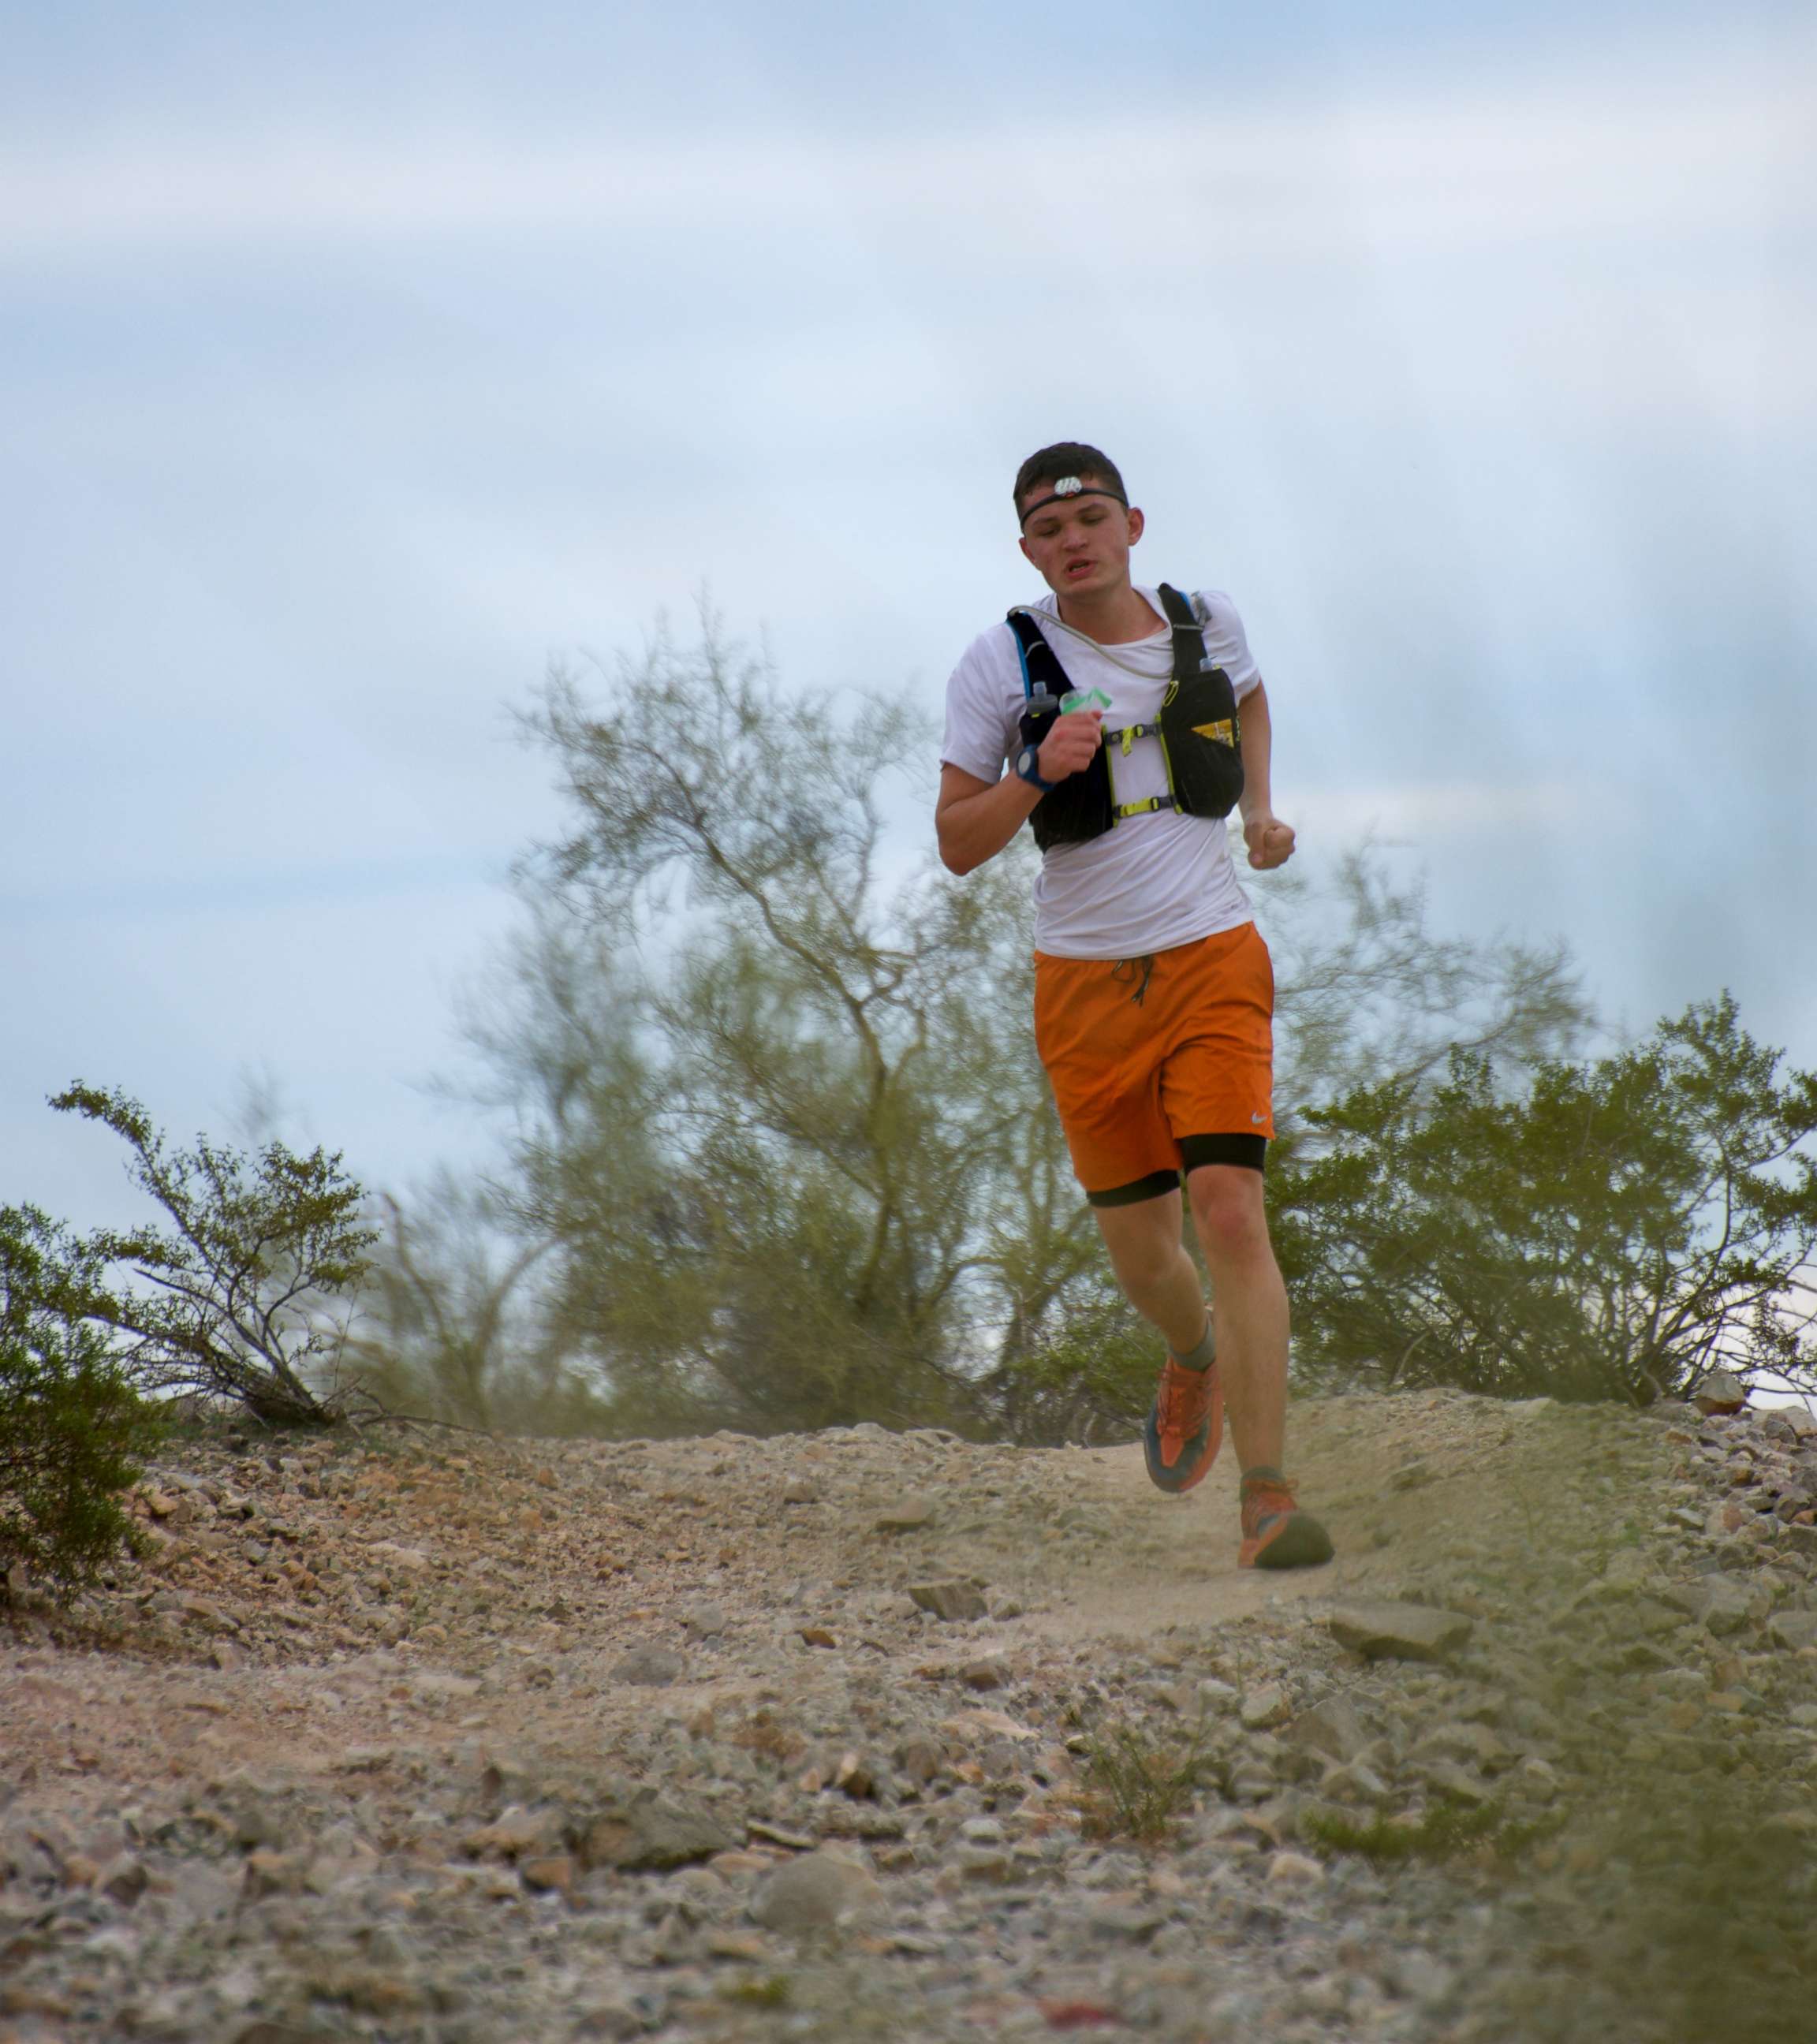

{"left": 935, "top": 442, "right": 1332, "bottom": 1569}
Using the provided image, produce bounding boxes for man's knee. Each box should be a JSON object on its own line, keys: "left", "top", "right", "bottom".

{"left": 1106, "top": 1228, "right": 1186, "bottom": 1296}
{"left": 1095, "top": 1198, "right": 1189, "bottom": 1296}
{"left": 1186, "top": 1165, "right": 1270, "bottom": 1260}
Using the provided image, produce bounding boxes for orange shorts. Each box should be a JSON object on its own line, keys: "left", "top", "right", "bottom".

{"left": 1033, "top": 921, "right": 1274, "bottom": 1205}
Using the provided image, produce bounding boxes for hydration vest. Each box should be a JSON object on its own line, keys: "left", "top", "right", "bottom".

{"left": 1009, "top": 584, "right": 1244, "bottom": 854}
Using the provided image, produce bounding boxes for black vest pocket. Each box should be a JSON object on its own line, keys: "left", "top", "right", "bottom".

{"left": 1019, "top": 703, "right": 1114, "bottom": 850}
{"left": 1158, "top": 666, "right": 1244, "bottom": 820}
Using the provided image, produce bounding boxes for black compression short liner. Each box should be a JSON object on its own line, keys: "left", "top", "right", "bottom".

{"left": 1085, "top": 1135, "right": 1268, "bottom": 1207}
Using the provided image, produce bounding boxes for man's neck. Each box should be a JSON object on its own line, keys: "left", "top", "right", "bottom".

{"left": 1054, "top": 580, "right": 1162, "bottom": 645}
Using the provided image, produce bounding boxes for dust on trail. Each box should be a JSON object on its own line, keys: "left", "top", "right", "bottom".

{"left": 854, "top": 1390, "right": 1585, "bottom": 1643}
{"left": 2, "top": 1389, "right": 1623, "bottom": 1792}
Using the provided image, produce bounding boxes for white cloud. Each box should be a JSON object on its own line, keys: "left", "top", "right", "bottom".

{"left": 1296, "top": 778, "right": 1616, "bottom": 843}
{"left": 1, "top": 49, "right": 1808, "bottom": 267}
{"left": 3, "top": 21, "right": 1811, "bottom": 1225}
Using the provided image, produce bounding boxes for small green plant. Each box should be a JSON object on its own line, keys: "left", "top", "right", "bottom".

{"left": 1, "top": 1205, "right": 166, "bottom": 1598}
{"left": 721, "top": 1976, "right": 792, "bottom": 2009}
{"left": 1079, "top": 1714, "right": 1214, "bottom": 1844}
{"left": 1302, "top": 1799, "right": 1558, "bottom": 1864}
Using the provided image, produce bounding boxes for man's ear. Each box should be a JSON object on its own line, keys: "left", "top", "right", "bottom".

{"left": 1018, "top": 533, "right": 1035, "bottom": 566}
{"left": 1126, "top": 506, "right": 1144, "bottom": 546}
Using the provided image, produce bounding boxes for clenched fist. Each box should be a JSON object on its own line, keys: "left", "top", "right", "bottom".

{"left": 1243, "top": 810, "right": 1297, "bottom": 870}
{"left": 1038, "top": 708, "right": 1104, "bottom": 782}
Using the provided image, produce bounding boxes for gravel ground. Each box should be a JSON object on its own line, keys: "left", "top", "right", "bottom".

{"left": 3, "top": 1386, "right": 1815, "bottom": 2042}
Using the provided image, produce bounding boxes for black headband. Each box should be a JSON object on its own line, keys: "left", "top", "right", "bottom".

{"left": 1018, "top": 476, "right": 1129, "bottom": 527}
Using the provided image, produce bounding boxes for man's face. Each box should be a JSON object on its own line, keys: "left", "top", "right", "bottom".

{"left": 1017, "top": 477, "right": 1144, "bottom": 600}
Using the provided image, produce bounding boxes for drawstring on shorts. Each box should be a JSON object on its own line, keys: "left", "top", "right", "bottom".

{"left": 1111, "top": 953, "right": 1156, "bottom": 1006}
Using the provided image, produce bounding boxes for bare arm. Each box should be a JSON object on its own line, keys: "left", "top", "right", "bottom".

{"left": 935, "top": 763, "right": 1038, "bottom": 875}
{"left": 935, "top": 710, "right": 1104, "bottom": 875}
{"left": 1236, "top": 681, "right": 1296, "bottom": 870}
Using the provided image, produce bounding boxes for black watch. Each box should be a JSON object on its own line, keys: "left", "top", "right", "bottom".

{"left": 1016, "top": 744, "right": 1056, "bottom": 793}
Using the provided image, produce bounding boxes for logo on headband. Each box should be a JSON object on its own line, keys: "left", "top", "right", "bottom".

{"left": 1019, "top": 475, "right": 1128, "bottom": 526}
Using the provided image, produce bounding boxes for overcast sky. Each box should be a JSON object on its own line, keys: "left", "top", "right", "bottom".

{"left": 3, "top": 0, "right": 1812, "bottom": 1229}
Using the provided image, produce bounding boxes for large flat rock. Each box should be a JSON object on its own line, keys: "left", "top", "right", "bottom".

{"left": 1327, "top": 1601, "right": 1474, "bottom": 1662}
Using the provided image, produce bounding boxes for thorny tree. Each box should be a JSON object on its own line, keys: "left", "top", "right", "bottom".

{"left": 343, "top": 1174, "right": 555, "bottom": 1433}
{"left": 482, "top": 616, "right": 1097, "bottom": 1432}
{"left": 420, "top": 614, "right": 1592, "bottom": 1438}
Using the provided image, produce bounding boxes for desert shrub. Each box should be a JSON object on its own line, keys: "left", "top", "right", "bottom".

{"left": 987, "top": 1270, "right": 1158, "bottom": 1445}
{"left": 0, "top": 1205, "right": 164, "bottom": 1597}
{"left": 1272, "top": 994, "right": 1817, "bottom": 1404}
{"left": 17, "top": 1083, "right": 376, "bottom": 1427}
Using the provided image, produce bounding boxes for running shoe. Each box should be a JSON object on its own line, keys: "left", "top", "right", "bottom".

{"left": 1142, "top": 1358, "right": 1223, "bottom": 1494}
{"left": 1238, "top": 1470, "right": 1334, "bottom": 1568}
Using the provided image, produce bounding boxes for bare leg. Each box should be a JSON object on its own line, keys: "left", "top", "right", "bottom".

{"left": 1090, "top": 1188, "right": 1207, "bottom": 1355}
{"left": 1185, "top": 1164, "right": 1288, "bottom": 1472}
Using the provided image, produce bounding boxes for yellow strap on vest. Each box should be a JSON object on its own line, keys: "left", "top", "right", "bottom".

{"left": 1113, "top": 794, "right": 1176, "bottom": 819}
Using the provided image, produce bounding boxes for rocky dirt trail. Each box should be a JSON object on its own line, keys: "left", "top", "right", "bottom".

{"left": 4, "top": 1389, "right": 1815, "bottom": 2042}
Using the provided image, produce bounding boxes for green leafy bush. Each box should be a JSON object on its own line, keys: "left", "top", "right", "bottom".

{"left": 13, "top": 1083, "right": 376, "bottom": 1427}
{"left": 1272, "top": 994, "right": 1817, "bottom": 1404}
{"left": 1, "top": 1205, "right": 164, "bottom": 1596}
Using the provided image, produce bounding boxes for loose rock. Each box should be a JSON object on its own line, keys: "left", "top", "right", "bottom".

{"left": 1692, "top": 1371, "right": 1749, "bottom": 1416}
{"left": 908, "top": 1580, "right": 988, "bottom": 1622}
{"left": 1328, "top": 1602, "right": 1475, "bottom": 1662}
{"left": 609, "top": 1644, "right": 686, "bottom": 1687}
{"left": 874, "top": 1495, "right": 938, "bottom": 1532}
{"left": 748, "top": 1851, "right": 885, "bottom": 1934}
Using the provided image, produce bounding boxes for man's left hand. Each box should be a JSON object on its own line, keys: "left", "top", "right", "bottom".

{"left": 1243, "top": 811, "right": 1297, "bottom": 870}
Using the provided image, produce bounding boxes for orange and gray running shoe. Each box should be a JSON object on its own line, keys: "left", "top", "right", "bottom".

{"left": 1142, "top": 1359, "right": 1224, "bottom": 1494}
{"left": 1238, "top": 1468, "right": 1334, "bottom": 1568}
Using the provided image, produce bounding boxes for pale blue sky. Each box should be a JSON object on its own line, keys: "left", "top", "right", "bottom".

{"left": 3, "top": 2, "right": 1812, "bottom": 1224}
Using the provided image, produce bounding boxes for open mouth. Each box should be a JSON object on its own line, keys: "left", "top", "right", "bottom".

{"left": 1065, "top": 560, "right": 1095, "bottom": 580}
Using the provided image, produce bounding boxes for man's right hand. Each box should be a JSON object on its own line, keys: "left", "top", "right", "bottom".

{"left": 935, "top": 714, "right": 1103, "bottom": 876}
{"left": 1038, "top": 708, "right": 1104, "bottom": 782}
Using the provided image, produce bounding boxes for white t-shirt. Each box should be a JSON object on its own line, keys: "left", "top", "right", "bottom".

{"left": 941, "top": 585, "right": 1263, "bottom": 959}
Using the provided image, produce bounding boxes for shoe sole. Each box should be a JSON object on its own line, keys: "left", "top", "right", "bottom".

{"left": 1239, "top": 1513, "right": 1335, "bottom": 1569}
